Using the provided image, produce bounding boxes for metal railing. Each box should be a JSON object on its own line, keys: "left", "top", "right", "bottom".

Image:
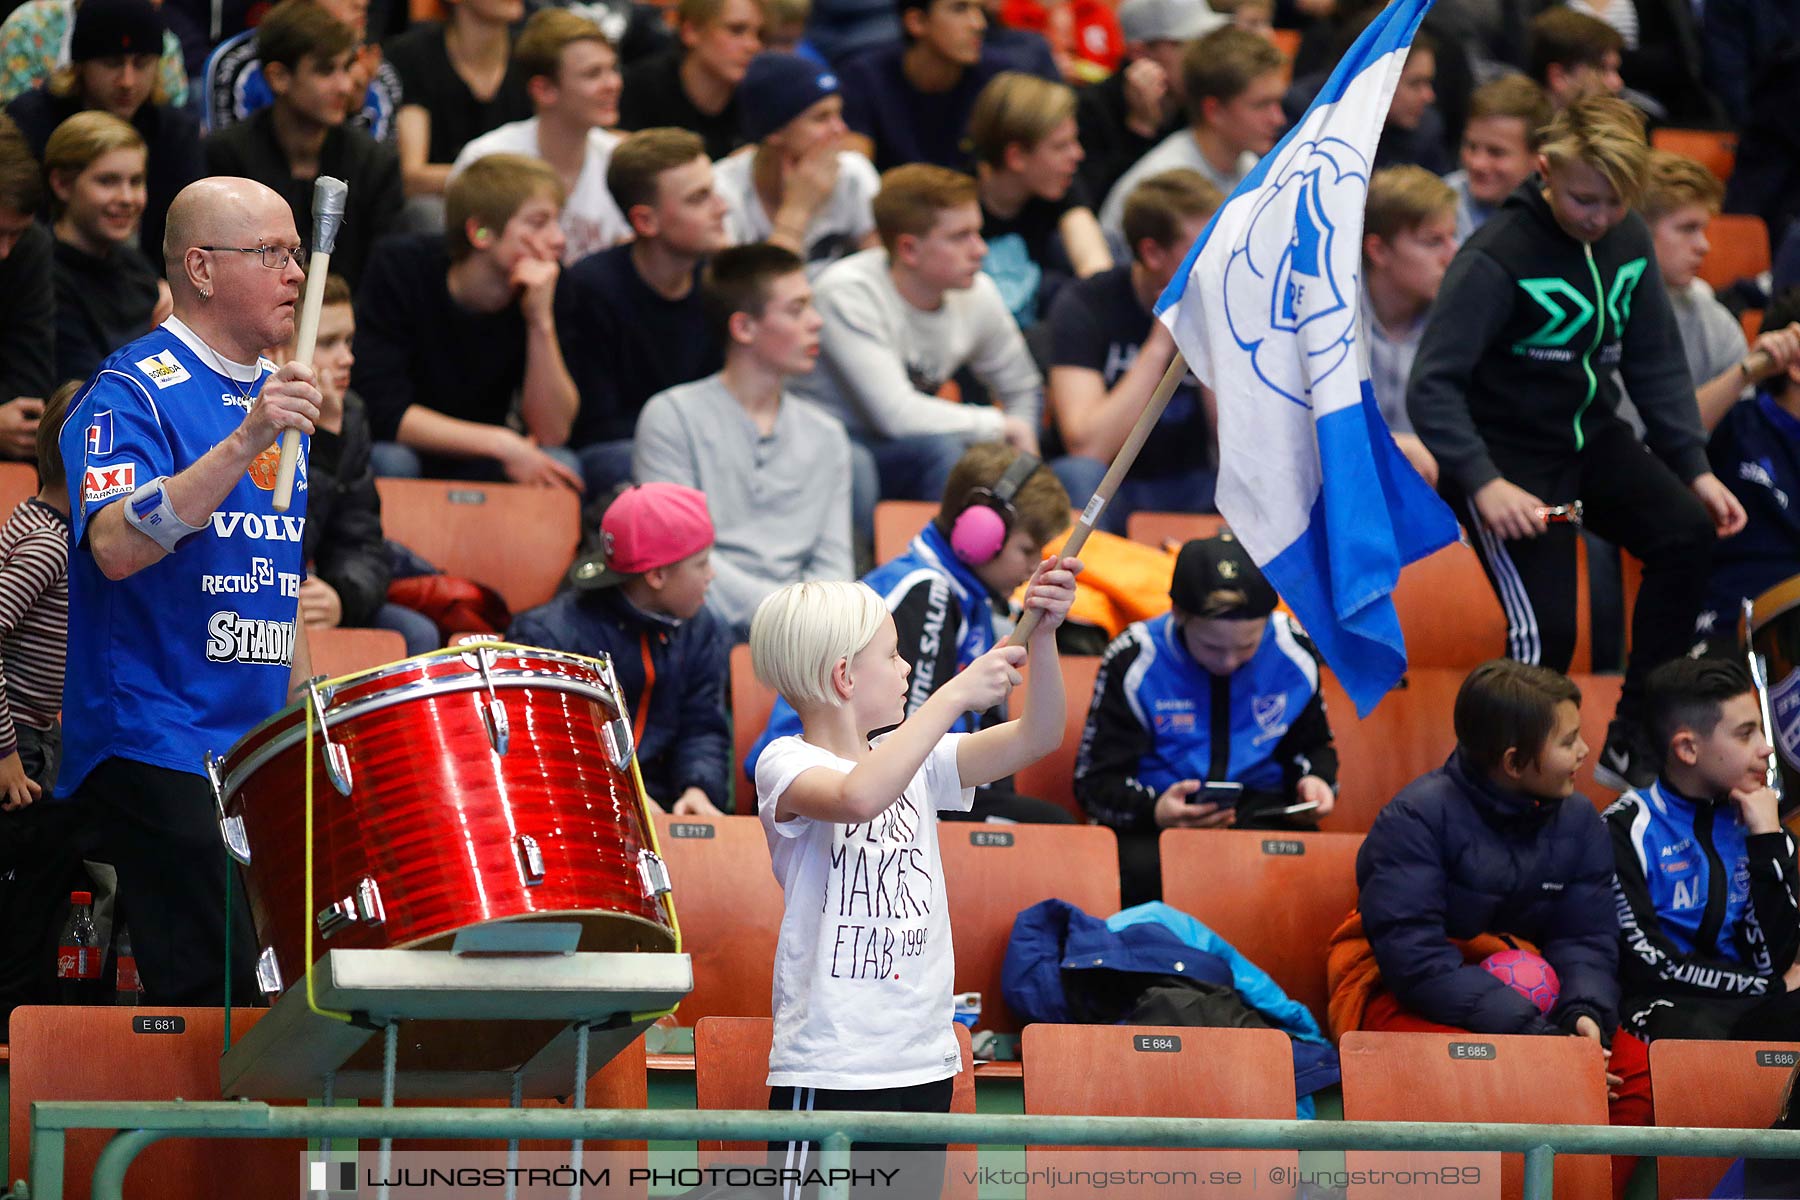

{"left": 19, "top": 1101, "right": 1800, "bottom": 1200}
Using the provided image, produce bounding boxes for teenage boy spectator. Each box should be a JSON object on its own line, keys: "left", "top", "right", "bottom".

{"left": 1606, "top": 658, "right": 1800, "bottom": 1043}
{"left": 352, "top": 153, "right": 583, "bottom": 488}
{"left": 557, "top": 127, "right": 729, "bottom": 495}
{"left": 1076, "top": 534, "right": 1337, "bottom": 906}
{"left": 633, "top": 244, "right": 851, "bottom": 639}
{"left": 1333, "top": 660, "right": 1651, "bottom": 1199}
{"left": 969, "top": 70, "right": 1110, "bottom": 327}
{"left": 203, "top": 0, "right": 403, "bottom": 291}
{"left": 618, "top": 0, "right": 763, "bottom": 162}
{"left": 0, "top": 116, "right": 51, "bottom": 462}
{"left": 1372, "top": 36, "right": 1448, "bottom": 174}
{"left": 760, "top": 0, "right": 817, "bottom": 56}
{"left": 1529, "top": 8, "right": 1624, "bottom": 111}
{"left": 1097, "top": 26, "right": 1285, "bottom": 238}
{"left": 1075, "top": 0, "right": 1222, "bottom": 206}
{"left": 46, "top": 112, "right": 163, "bottom": 385}
{"left": 800, "top": 163, "right": 1041, "bottom": 506}
{"left": 1360, "top": 165, "right": 1455, "bottom": 488}
{"left": 1044, "top": 168, "right": 1219, "bottom": 531}
{"left": 1445, "top": 74, "right": 1551, "bottom": 245}
{"left": 836, "top": 0, "right": 1005, "bottom": 171}
{"left": 384, "top": 0, "right": 532, "bottom": 204}
{"left": 0, "top": 0, "right": 188, "bottom": 106}
{"left": 201, "top": 0, "right": 402, "bottom": 142}
{"left": 452, "top": 9, "right": 630, "bottom": 263}
{"left": 5, "top": 0, "right": 202, "bottom": 271}
{"left": 746, "top": 441, "right": 1076, "bottom": 825}
{"left": 509, "top": 482, "right": 730, "bottom": 815}
{"left": 290, "top": 276, "right": 438, "bottom": 656}
{"left": 1406, "top": 96, "right": 1739, "bottom": 792}
{"left": 714, "top": 51, "right": 880, "bottom": 277}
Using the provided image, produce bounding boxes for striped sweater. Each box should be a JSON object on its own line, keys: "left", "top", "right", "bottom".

{"left": 0, "top": 498, "right": 67, "bottom": 756}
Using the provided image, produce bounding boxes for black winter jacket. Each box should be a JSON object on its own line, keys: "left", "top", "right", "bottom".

{"left": 301, "top": 391, "right": 390, "bottom": 627}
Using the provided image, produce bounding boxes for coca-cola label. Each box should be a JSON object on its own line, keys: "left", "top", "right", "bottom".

{"left": 117, "top": 955, "right": 140, "bottom": 994}
{"left": 58, "top": 945, "right": 102, "bottom": 980}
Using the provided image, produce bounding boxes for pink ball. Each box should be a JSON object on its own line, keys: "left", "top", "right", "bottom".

{"left": 1481, "top": 949, "right": 1562, "bottom": 1014}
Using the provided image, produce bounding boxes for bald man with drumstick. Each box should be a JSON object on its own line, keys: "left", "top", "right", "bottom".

{"left": 56, "top": 176, "right": 321, "bottom": 1005}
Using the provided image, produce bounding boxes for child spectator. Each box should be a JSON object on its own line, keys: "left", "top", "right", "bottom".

{"left": 1360, "top": 165, "right": 1456, "bottom": 488}
{"left": 509, "top": 482, "right": 730, "bottom": 816}
{"left": 1043, "top": 167, "right": 1219, "bottom": 530}
{"left": 633, "top": 243, "right": 852, "bottom": 639}
{"left": 383, "top": 0, "right": 532, "bottom": 205}
{"left": 748, "top": 442, "right": 1076, "bottom": 824}
{"left": 1076, "top": 534, "right": 1337, "bottom": 906}
{"left": 351, "top": 153, "right": 582, "bottom": 488}
{"left": 0, "top": 0, "right": 188, "bottom": 107}
{"left": 46, "top": 111, "right": 164, "bottom": 385}
{"left": 556, "top": 127, "right": 730, "bottom": 495}
{"left": 200, "top": 0, "right": 402, "bottom": 143}
{"left": 1606, "top": 657, "right": 1800, "bottom": 1042}
{"left": 836, "top": 0, "right": 1005, "bottom": 171}
{"left": 1529, "top": 8, "right": 1624, "bottom": 111}
{"left": 800, "top": 164, "right": 1041, "bottom": 506}
{"left": 452, "top": 9, "right": 629, "bottom": 264}
{"left": 1097, "top": 26, "right": 1285, "bottom": 237}
{"left": 0, "top": 381, "right": 74, "bottom": 1035}
{"left": 968, "top": 70, "right": 1110, "bottom": 327}
{"left": 1446, "top": 74, "right": 1551, "bottom": 245}
{"left": 1636, "top": 151, "right": 1800, "bottom": 434}
{"left": 1332, "top": 659, "right": 1650, "bottom": 1198}
{"left": 618, "top": 0, "right": 763, "bottom": 161}
{"left": 288, "top": 275, "right": 438, "bottom": 656}
{"left": 4, "top": 0, "right": 203, "bottom": 271}
{"left": 0, "top": 115, "right": 50, "bottom": 462}
{"left": 1407, "top": 96, "right": 1736, "bottom": 792}
{"left": 203, "top": 0, "right": 403, "bottom": 290}
{"left": 715, "top": 51, "right": 880, "bottom": 277}
{"left": 747, "top": 556, "right": 1077, "bottom": 1180}
{"left": 1074, "top": 0, "right": 1221, "bottom": 206}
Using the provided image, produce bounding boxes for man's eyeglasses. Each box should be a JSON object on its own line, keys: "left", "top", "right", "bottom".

{"left": 197, "top": 245, "right": 308, "bottom": 270}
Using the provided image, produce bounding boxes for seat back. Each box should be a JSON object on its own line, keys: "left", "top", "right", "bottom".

{"left": 8, "top": 1006, "right": 302, "bottom": 1200}
{"left": 1010, "top": 655, "right": 1101, "bottom": 821}
{"left": 1650, "top": 1039, "right": 1796, "bottom": 1200}
{"left": 1570, "top": 672, "right": 1624, "bottom": 810}
{"left": 1699, "top": 213, "right": 1773, "bottom": 290}
{"left": 1322, "top": 668, "right": 1462, "bottom": 833}
{"left": 310, "top": 626, "right": 409, "bottom": 679}
{"left": 1159, "top": 829, "right": 1362, "bottom": 1024}
{"left": 375, "top": 478, "right": 582, "bottom": 614}
{"left": 1020, "top": 1024, "right": 1296, "bottom": 1198}
{"left": 1392, "top": 540, "right": 1509, "bottom": 670}
{"left": 874, "top": 500, "right": 938, "bottom": 565}
{"left": 653, "top": 812, "right": 785, "bottom": 1025}
{"left": 1339, "top": 1030, "right": 1611, "bottom": 1200}
{"left": 1123, "top": 511, "right": 1227, "bottom": 552}
{"left": 729, "top": 643, "right": 779, "bottom": 797}
{"left": 1651, "top": 127, "right": 1737, "bottom": 182}
{"left": 939, "top": 823, "right": 1120, "bottom": 1033}
{"left": 0, "top": 462, "right": 38, "bottom": 517}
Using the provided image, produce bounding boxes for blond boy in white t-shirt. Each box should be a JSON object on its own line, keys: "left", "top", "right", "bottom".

{"left": 749, "top": 560, "right": 1079, "bottom": 1194}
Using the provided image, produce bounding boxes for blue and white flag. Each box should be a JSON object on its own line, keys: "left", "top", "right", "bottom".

{"left": 1154, "top": 0, "right": 1459, "bottom": 716}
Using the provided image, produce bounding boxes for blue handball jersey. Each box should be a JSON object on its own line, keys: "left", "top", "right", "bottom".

{"left": 57, "top": 318, "right": 309, "bottom": 795}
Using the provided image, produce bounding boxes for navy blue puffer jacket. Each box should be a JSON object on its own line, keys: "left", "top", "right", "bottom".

{"left": 1357, "top": 750, "right": 1621, "bottom": 1039}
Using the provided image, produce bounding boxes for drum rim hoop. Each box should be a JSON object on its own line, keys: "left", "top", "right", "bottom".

{"left": 1750, "top": 576, "right": 1800, "bottom": 637}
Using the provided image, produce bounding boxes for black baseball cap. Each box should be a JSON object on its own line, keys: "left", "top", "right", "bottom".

{"left": 1170, "top": 532, "right": 1278, "bottom": 618}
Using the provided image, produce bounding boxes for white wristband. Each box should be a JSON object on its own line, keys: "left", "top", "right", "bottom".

{"left": 122, "top": 476, "right": 207, "bottom": 553}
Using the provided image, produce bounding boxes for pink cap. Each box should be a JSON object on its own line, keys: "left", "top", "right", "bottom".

{"left": 571, "top": 483, "right": 715, "bottom": 588}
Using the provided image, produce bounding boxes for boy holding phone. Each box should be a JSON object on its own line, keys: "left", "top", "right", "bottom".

{"left": 1074, "top": 533, "right": 1338, "bottom": 905}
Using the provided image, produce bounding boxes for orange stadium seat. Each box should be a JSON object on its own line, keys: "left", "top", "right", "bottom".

{"left": 1321, "top": 667, "right": 1461, "bottom": 833}
{"left": 1699, "top": 214, "right": 1772, "bottom": 290}
{"left": 1392, "top": 539, "right": 1509, "bottom": 670}
{"left": 1339, "top": 1031, "right": 1612, "bottom": 1200}
{"left": 8, "top": 1006, "right": 303, "bottom": 1200}
{"left": 1021, "top": 1024, "right": 1297, "bottom": 1199}
{"left": 1570, "top": 672, "right": 1625, "bottom": 809}
{"left": 1740, "top": 308, "right": 1765, "bottom": 351}
{"left": 874, "top": 500, "right": 937, "bottom": 564}
{"left": 1160, "top": 829, "right": 1363, "bottom": 1024}
{"left": 375, "top": 478, "right": 581, "bottom": 615}
{"left": 1123, "top": 510, "right": 1227, "bottom": 552}
{"left": 729, "top": 643, "right": 778, "bottom": 796}
{"left": 1010, "top": 655, "right": 1101, "bottom": 821}
{"left": 940, "top": 822, "right": 1120, "bottom": 1033}
{"left": 0, "top": 461, "right": 36, "bottom": 515}
{"left": 309, "top": 626, "right": 408, "bottom": 679}
{"left": 653, "top": 811, "right": 784, "bottom": 1026}
{"left": 1651, "top": 128, "right": 1738, "bottom": 184}
{"left": 1651, "top": 1040, "right": 1796, "bottom": 1200}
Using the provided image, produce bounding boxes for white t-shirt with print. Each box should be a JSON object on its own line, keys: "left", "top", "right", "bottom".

{"left": 756, "top": 731, "right": 974, "bottom": 1090}
{"left": 714, "top": 148, "right": 880, "bottom": 279}
{"left": 450, "top": 117, "right": 631, "bottom": 264}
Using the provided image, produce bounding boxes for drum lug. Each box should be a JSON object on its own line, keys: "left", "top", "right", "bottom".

{"left": 514, "top": 834, "right": 546, "bottom": 886}
{"left": 601, "top": 717, "right": 636, "bottom": 771}
{"left": 637, "top": 848, "right": 672, "bottom": 898}
{"left": 255, "top": 946, "right": 284, "bottom": 995}
{"left": 316, "top": 876, "right": 386, "bottom": 939}
{"left": 307, "top": 678, "right": 354, "bottom": 796}
{"left": 205, "top": 752, "right": 251, "bottom": 865}
{"left": 481, "top": 696, "right": 510, "bottom": 756}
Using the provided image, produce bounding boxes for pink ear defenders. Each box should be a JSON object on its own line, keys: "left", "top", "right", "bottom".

{"left": 950, "top": 453, "right": 1044, "bottom": 566}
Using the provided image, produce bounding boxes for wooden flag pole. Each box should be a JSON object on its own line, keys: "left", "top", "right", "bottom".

{"left": 1008, "top": 347, "right": 1191, "bottom": 648}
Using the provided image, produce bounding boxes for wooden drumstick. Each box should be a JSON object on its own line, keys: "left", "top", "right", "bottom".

{"left": 273, "top": 176, "right": 348, "bottom": 514}
{"left": 1008, "top": 348, "right": 1191, "bottom": 648}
